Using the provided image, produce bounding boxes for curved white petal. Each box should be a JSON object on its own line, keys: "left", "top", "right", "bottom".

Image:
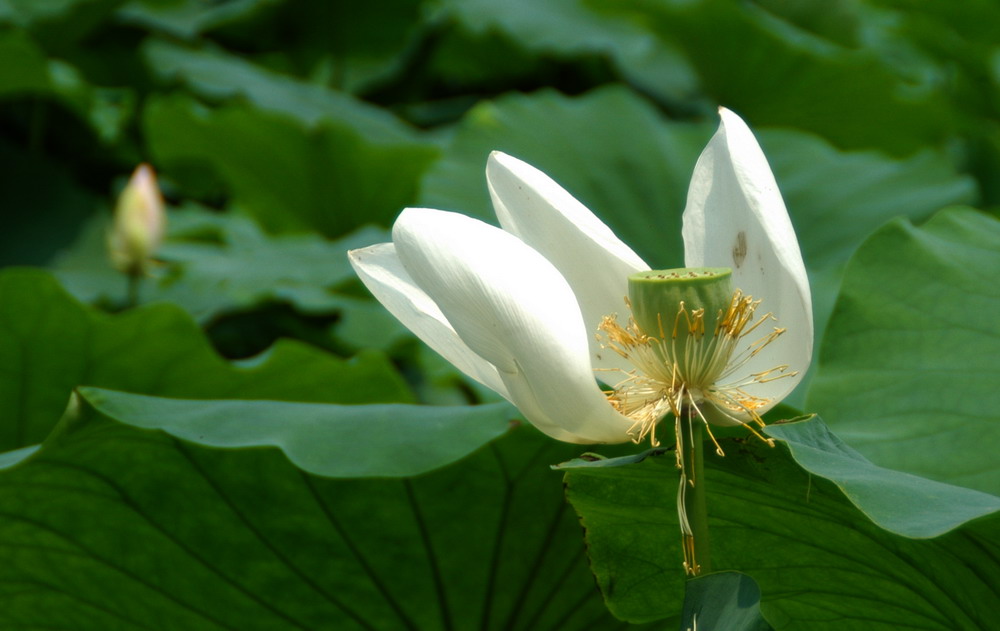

{"left": 682, "top": 108, "right": 813, "bottom": 409}
{"left": 348, "top": 243, "right": 510, "bottom": 399}
{"left": 486, "top": 152, "right": 649, "bottom": 377}
{"left": 393, "top": 208, "right": 632, "bottom": 444}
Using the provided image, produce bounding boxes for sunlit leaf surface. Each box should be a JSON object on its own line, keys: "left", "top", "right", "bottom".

{"left": 560, "top": 423, "right": 1000, "bottom": 628}
{"left": 0, "top": 415, "right": 655, "bottom": 630}
{"left": 680, "top": 572, "right": 772, "bottom": 631}
{"left": 0, "top": 268, "right": 412, "bottom": 452}
{"left": 809, "top": 207, "right": 1000, "bottom": 495}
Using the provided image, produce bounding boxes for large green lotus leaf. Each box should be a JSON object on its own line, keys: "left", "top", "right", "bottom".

{"left": 607, "top": 0, "right": 953, "bottom": 155}
{"left": 79, "top": 387, "right": 516, "bottom": 478}
{"left": 117, "top": 0, "right": 282, "bottom": 39}
{"left": 879, "top": 0, "right": 1000, "bottom": 57}
{"left": 144, "top": 94, "right": 437, "bottom": 237}
{"left": 560, "top": 423, "right": 1000, "bottom": 627}
{"left": 438, "top": 0, "right": 656, "bottom": 57}
{"left": 764, "top": 417, "right": 1000, "bottom": 538}
{"left": 756, "top": 130, "right": 976, "bottom": 271}
{"left": 328, "top": 294, "right": 412, "bottom": 352}
{"left": 0, "top": 267, "right": 412, "bottom": 453}
{"left": 0, "top": 445, "right": 37, "bottom": 471}
{"left": 0, "top": 31, "right": 134, "bottom": 143}
{"left": 680, "top": 573, "right": 771, "bottom": 631}
{"left": 127, "top": 2, "right": 423, "bottom": 94}
{"left": 860, "top": 1, "right": 1000, "bottom": 205}
{"left": 0, "top": 0, "right": 125, "bottom": 46}
{"left": 560, "top": 414, "right": 999, "bottom": 540}
{"left": 0, "top": 409, "right": 657, "bottom": 630}
{"left": 743, "top": 0, "right": 866, "bottom": 47}
{"left": 0, "top": 0, "right": 116, "bottom": 23}
{"left": 142, "top": 39, "right": 421, "bottom": 145}
{"left": 158, "top": 222, "right": 391, "bottom": 321}
{"left": 251, "top": 1, "right": 427, "bottom": 95}
{"left": 0, "top": 0, "right": 113, "bottom": 23}
{"left": 807, "top": 207, "right": 1000, "bottom": 496}
{"left": 46, "top": 58, "right": 136, "bottom": 144}
{"left": 0, "top": 29, "right": 50, "bottom": 93}
{"left": 434, "top": 0, "right": 700, "bottom": 106}
{"left": 52, "top": 207, "right": 389, "bottom": 322}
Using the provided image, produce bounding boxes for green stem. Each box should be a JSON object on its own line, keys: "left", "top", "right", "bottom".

{"left": 125, "top": 271, "right": 142, "bottom": 309}
{"left": 679, "top": 411, "right": 711, "bottom": 576}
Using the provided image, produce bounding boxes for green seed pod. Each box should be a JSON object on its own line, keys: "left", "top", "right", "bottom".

{"left": 628, "top": 267, "right": 733, "bottom": 344}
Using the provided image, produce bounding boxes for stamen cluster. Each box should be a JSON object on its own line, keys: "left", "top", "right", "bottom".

{"left": 598, "top": 290, "right": 793, "bottom": 450}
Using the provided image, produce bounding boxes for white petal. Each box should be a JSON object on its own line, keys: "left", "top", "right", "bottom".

{"left": 682, "top": 108, "right": 813, "bottom": 408}
{"left": 348, "top": 242, "right": 510, "bottom": 399}
{"left": 486, "top": 151, "right": 649, "bottom": 376}
{"left": 393, "top": 208, "right": 632, "bottom": 444}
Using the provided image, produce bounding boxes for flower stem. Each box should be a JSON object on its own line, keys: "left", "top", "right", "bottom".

{"left": 679, "top": 411, "right": 711, "bottom": 576}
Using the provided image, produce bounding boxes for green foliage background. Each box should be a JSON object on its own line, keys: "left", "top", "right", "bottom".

{"left": 1, "top": 0, "right": 998, "bottom": 629}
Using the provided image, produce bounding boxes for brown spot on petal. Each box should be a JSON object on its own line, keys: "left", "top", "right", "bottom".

{"left": 732, "top": 231, "right": 748, "bottom": 268}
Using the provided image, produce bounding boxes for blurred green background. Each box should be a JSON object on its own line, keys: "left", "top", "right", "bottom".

{"left": 4, "top": 0, "right": 996, "bottom": 380}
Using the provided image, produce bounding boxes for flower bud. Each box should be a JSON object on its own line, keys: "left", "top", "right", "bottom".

{"left": 108, "top": 164, "right": 165, "bottom": 275}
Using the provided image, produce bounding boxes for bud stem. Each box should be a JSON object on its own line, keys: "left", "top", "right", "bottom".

{"left": 125, "top": 270, "right": 142, "bottom": 309}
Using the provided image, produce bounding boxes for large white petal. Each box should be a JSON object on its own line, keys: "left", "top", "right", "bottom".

{"left": 348, "top": 243, "right": 510, "bottom": 399}
{"left": 682, "top": 108, "right": 813, "bottom": 408}
{"left": 486, "top": 152, "right": 649, "bottom": 377}
{"left": 393, "top": 207, "right": 632, "bottom": 444}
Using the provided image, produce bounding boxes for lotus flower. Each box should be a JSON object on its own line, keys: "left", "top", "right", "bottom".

{"left": 348, "top": 108, "right": 812, "bottom": 445}
{"left": 109, "top": 164, "right": 166, "bottom": 275}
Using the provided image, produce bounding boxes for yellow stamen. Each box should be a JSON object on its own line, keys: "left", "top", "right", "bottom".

{"left": 598, "top": 289, "right": 789, "bottom": 448}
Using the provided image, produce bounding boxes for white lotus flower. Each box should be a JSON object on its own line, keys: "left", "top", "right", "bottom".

{"left": 348, "top": 108, "right": 812, "bottom": 445}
